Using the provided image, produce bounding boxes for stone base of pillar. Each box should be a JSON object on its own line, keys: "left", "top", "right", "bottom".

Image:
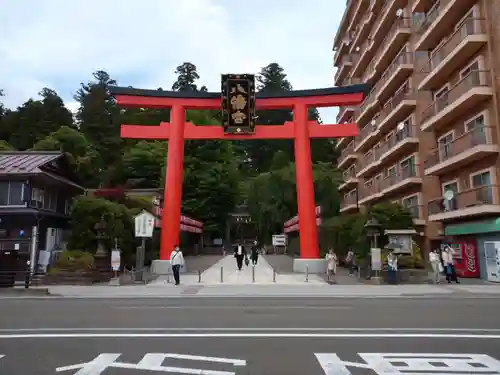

{"left": 151, "top": 259, "right": 186, "bottom": 275}
{"left": 292, "top": 258, "right": 326, "bottom": 274}
{"left": 93, "top": 253, "right": 112, "bottom": 282}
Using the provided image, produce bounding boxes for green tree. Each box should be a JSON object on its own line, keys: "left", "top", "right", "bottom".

{"left": 0, "top": 140, "right": 15, "bottom": 151}
{"left": 31, "top": 126, "right": 100, "bottom": 186}
{"left": 171, "top": 62, "right": 207, "bottom": 92}
{"left": 4, "top": 88, "right": 74, "bottom": 150}
{"left": 74, "top": 70, "right": 121, "bottom": 170}
{"left": 120, "top": 141, "right": 167, "bottom": 188}
{"left": 68, "top": 195, "right": 136, "bottom": 265}
{"left": 182, "top": 110, "right": 240, "bottom": 235}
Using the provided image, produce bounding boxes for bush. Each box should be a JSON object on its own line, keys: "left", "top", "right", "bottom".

{"left": 51, "top": 250, "right": 95, "bottom": 272}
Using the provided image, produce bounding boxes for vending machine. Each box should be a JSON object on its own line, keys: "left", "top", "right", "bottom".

{"left": 448, "top": 237, "right": 480, "bottom": 278}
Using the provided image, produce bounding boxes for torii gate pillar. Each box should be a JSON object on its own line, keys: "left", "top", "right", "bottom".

{"left": 111, "top": 83, "right": 368, "bottom": 273}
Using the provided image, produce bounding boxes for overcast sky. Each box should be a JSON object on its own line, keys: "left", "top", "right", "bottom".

{"left": 0, "top": 0, "right": 344, "bottom": 122}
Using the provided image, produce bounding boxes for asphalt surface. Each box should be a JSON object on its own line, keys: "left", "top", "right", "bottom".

{"left": 0, "top": 298, "right": 499, "bottom": 374}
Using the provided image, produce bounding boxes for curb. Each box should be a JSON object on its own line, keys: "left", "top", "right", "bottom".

{"left": 0, "top": 288, "right": 51, "bottom": 296}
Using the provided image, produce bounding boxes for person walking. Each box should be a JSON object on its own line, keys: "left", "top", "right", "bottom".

{"left": 234, "top": 243, "right": 247, "bottom": 271}
{"left": 429, "top": 248, "right": 442, "bottom": 284}
{"left": 250, "top": 241, "right": 259, "bottom": 266}
{"left": 345, "top": 249, "right": 356, "bottom": 276}
{"left": 442, "top": 245, "right": 460, "bottom": 284}
{"left": 325, "top": 249, "right": 338, "bottom": 281}
{"left": 169, "top": 245, "right": 185, "bottom": 286}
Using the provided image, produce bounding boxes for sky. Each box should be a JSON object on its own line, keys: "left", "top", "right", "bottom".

{"left": 0, "top": 0, "right": 345, "bottom": 123}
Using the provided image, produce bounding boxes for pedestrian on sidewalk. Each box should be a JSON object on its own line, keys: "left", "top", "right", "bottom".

{"left": 387, "top": 250, "right": 398, "bottom": 285}
{"left": 250, "top": 241, "right": 259, "bottom": 266}
{"left": 442, "top": 245, "right": 460, "bottom": 284}
{"left": 325, "top": 249, "right": 338, "bottom": 282}
{"left": 429, "top": 248, "right": 442, "bottom": 284}
{"left": 234, "top": 243, "right": 247, "bottom": 271}
{"left": 345, "top": 249, "right": 356, "bottom": 276}
{"left": 170, "top": 245, "right": 185, "bottom": 286}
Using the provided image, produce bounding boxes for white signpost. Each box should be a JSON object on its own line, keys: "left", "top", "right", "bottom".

{"left": 272, "top": 234, "right": 287, "bottom": 254}
{"left": 134, "top": 211, "right": 156, "bottom": 280}
{"left": 135, "top": 211, "right": 156, "bottom": 238}
{"left": 56, "top": 352, "right": 246, "bottom": 375}
{"left": 315, "top": 353, "right": 500, "bottom": 375}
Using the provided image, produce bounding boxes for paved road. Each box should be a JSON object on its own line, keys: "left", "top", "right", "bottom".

{"left": 1, "top": 298, "right": 499, "bottom": 374}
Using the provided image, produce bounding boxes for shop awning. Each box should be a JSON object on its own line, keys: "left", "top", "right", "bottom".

{"left": 445, "top": 217, "right": 500, "bottom": 236}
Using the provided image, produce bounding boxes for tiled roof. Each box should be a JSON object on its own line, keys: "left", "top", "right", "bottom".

{"left": 0, "top": 151, "right": 63, "bottom": 175}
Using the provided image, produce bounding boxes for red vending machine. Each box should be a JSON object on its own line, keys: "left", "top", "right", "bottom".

{"left": 449, "top": 237, "right": 480, "bottom": 278}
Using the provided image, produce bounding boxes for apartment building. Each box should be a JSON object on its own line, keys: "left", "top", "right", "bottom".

{"left": 333, "top": 0, "right": 500, "bottom": 281}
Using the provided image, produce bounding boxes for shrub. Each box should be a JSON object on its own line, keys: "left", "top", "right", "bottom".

{"left": 52, "top": 250, "right": 95, "bottom": 271}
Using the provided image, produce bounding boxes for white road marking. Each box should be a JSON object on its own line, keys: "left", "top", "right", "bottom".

{"left": 1, "top": 327, "right": 499, "bottom": 332}
{"left": 56, "top": 353, "right": 245, "bottom": 375}
{"left": 112, "top": 305, "right": 352, "bottom": 310}
{"left": 1, "top": 333, "right": 500, "bottom": 339}
{"left": 315, "top": 353, "right": 500, "bottom": 375}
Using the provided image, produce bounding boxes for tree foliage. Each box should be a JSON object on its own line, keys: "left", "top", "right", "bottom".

{"left": 2, "top": 61, "right": 348, "bottom": 246}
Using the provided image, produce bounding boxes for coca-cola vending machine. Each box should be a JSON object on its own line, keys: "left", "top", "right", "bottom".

{"left": 448, "top": 237, "right": 480, "bottom": 278}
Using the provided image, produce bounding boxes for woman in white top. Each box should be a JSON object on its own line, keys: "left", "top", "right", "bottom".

{"left": 325, "top": 249, "right": 338, "bottom": 281}
{"left": 387, "top": 251, "right": 398, "bottom": 284}
{"left": 441, "top": 245, "right": 460, "bottom": 284}
{"left": 170, "top": 245, "right": 185, "bottom": 285}
{"left": 428, "top": 249, "right": 442, "bottom": 284}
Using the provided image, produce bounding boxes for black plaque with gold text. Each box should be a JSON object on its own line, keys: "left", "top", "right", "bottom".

{"left": 221, "top": 74, "right": 256, "bottom": 134}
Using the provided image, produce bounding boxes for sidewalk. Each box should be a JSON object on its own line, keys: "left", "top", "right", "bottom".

{"left": 10, "top": 283, "right": 499, "bottom": 299}
{"left": 149, "top": 255, "right": 326, "bottom": 286}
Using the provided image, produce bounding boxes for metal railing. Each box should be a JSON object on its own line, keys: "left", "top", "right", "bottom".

{"left": 428, "top": 185, "right": 500, "bottom": 215}
{"left": 424, "top": 126, "right": 495, "bottom": 169}
{"left": 420, "top": 70, "right": 491, "bottom": 124}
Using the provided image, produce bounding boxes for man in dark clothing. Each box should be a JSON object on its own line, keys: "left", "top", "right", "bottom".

{"left": 234, "top": 243, "right": 246, "bottom": 270}
{"left": 250, "top": 241, "right": 259, "bottom": 265}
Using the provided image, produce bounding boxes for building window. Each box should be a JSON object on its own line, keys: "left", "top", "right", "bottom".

{"left": 0, "top": 181, "right": 25, "bottom": 206}
{"left": 31, "top": 188, "right": 45, "bottom": 208}
{"left": 438, "top": 131, "right": 454, "bottom": 159}
{"left": 400, "top": 155, "right": 416, "bottom": 176}
{"left": 471, "top": 171, "right": 491, "bottom": 188}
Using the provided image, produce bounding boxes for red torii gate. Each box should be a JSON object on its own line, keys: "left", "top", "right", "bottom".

{"left": 110, "top": 84, "right": 367, "bottom": 271}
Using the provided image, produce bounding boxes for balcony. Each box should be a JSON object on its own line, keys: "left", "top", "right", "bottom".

{"left": 369, "top": 17, "right": 412, "bottom": 83}
{"left": 356, "top": 148, "right": 382, "bottom": 178}
{"left": 370, "top": 0, "right": 409, "bottom": 48}
{"left": 350, "top": 9, "right": 375, "bottom": 53}
{"left": 338, "top": 140, "right": 359, "bottom": 169}
{"left": 376, "top": 50, "right": 413, "bottom": 103}
{"left": 337, "top": 106, "right": 356, "bottom": 124}
{"left": 351, "top": 38, "right": 375, "bottom": 78}
{"left": 347, "top": 0, "right": 370, "bottom": 38}
{"left": 340, "top": 193, "right": 359, "bottom": 213}
{"left": 375, "top": 84, "right": 416, "bottom": 136}
{"left": 336, "top": 137, "right": 350, "bottom": 150}
{"left": 420, "top": 70, "right": 493, "bottom": 131}
{"left": 335, "top": 55, "right": 354, "bottom": 85}
{"left": 354, "top": 91, "right": 377, "bottom": 126}
{"left": 415, "top": 0, "right": 478, "bottom": 51}
{"left": 428, "top": 185, "right": 500, "bottom": 221}
{"left": 378, "top": 123, "right": 419, "bottom": 164}
{"left": 412, "top": 0, "right": 435, "bottom": 13}
{"left": 339, "top": 168, "right": 359, "bottom": 190}
{"left": 380, "top": 164, "right": 422, "bottom": 196}
{"left": 418, "top": 19, "right": 488, "bottom": 91}
{"left": 359, "top": 180, "right": 383, "bottom": 205}
{"left": 354, "top": 120, "right": 378, "bottom": 153}
{"left": 424, "top": 126, "right": 500, "bottom": 176}
{"left": 370, "top": 0, "right": 386, "bottom": 13}
{"left": 406, "top": 204, "right": 426, "bottom": 225}
{"left": 334, "top": 40, "right": 351, "bottom": 67}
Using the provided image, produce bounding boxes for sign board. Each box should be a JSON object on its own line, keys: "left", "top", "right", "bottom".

{"left": 370, "top": 248, "right": 382, "bottom": 271}
{"left": 387, "top": 234, "right": 412, "bottom": 254}
{"left": 111, "top": 249, "right": 121, "bottom": 271}
{"left": 134, "top": 211, "right": 155, "bottom": 238}
{"left": 221, "top": 74, "right": 256, "bottom": 134}
{"left": 272, "top": 234, "right": 287, "bottom": 247}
